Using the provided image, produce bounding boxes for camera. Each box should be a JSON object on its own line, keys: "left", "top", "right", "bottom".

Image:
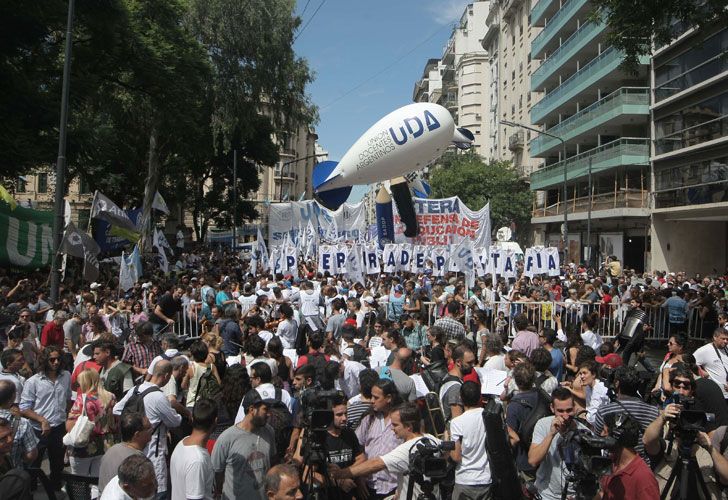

{"left": 408, "top": 438, "right": 455, "bottom": 480}
{"left": 559, "top": 428, "right": 617, "bottom": 500}
{"left": 670, "top": 394, "right": 715, "bottom": 435}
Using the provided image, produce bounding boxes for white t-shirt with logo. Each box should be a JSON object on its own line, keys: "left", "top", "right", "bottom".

{"left": 100, "top": 476, "right": 132, "bottom": 500}
{"left": 449, "top": 408, "right": 492, "bottom": 485}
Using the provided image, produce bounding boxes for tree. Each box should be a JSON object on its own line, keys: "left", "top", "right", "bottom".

{"left": 429, "top": 152, "right": 533, "bottom": 244}
{"left": 593, "top": 0, "right": 728, "bottom": 69}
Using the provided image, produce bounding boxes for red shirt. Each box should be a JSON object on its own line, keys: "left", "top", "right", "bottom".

{"left": 41, "top": 321, "right": 64, "bottom": 348}
{"left": 600, "top": 454, "right": 659, "bottom": 500}
{"left": 297, "top": 350, "right": 330, "bottom": 368}
{"left": 446, "top": 361, "right": 481, "bottom": 384}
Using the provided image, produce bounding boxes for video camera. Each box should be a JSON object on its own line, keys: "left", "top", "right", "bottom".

{"left": 559, "top": 427, "right": 617, "bottom": 500}
{"left": 408, "top": 437, "right": 455, "bottom": 481}
{"left": 667, "top": 394, "right": 715, "bottom": 451}
{"left": 300, "top": 387, "right": 346, "bottom": 433}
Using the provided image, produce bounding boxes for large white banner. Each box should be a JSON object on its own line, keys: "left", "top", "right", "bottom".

{"left": 269, "top": 200, "right": 366, "bottom": 248}
{"left": 392, "top": 196, "right": 491, "bottom": 248}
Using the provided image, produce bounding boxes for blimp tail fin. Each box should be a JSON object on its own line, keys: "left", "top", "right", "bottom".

{"left": 312, "top": 160, "right": 352, "bottom": 210}
{"left": 452, "top": 127, "right": 475, "bottom": 150}
{"left": 390, "top": 177, "right": 419, "bottom": 238}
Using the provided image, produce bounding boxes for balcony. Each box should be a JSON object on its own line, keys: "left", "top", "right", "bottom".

{"left": 530, "top": 21, "right": 606, "bottom": 91}
{"left": 530, "top": 87, "right": 649, "bottom": 157}
{"left": 530, "top": 138, "right": 649, "bottom": 190}
{"left": 531, "top": 0, "right": 559, "bottom": 27}
{"left": 531, "top": 0, "right": 590, "bottom": 60}
{"left": 509, "top": 130, "right": 526, "bottom": 151}
{"left": 532, "top": 189, "right": 648, "bottom": 219}
{"left": 530, "top": 48, "right": 649, "bottom": 124}
{"left": 442, "top": 38, "right": 456, "bottom": 65}
{"left": 503, "top": 0, "right": 525, "bottom": 20}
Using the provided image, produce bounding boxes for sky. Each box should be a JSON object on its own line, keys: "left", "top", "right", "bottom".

{"left": 292, "top": 0, "right": 473, "bottom": 202}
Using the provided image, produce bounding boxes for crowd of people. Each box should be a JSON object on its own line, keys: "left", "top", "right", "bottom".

{"left": 1, "top": 247, "right": 728, "bottom": 499}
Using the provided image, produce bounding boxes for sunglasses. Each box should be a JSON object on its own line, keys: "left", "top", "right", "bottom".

{"left": 672, "top": 380, "right": 691, "bottom": 389}
{"left": 48, "top": 357, "right": 61, "bottom": 363}
{"left": 19, "top": 315, "right": 30, "bottom": 318}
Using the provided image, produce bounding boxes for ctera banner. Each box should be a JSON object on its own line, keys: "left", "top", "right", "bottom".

{"left": 392, "top": 196, "right": 491, "bottom": 248}
{"left": 0, "top": 202, "right": 54, "bottom": 270}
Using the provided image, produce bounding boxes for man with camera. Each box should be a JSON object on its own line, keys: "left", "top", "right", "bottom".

{"left": 293, "top": 393, "right": 366, "bottom": 498}
{"left": 598, "top": 414, "right": 659, "bottom": 499}
{"left": 527, "top": 387, "right": 578, "bottom": 500}
{"left": 331, "top": 402, "right": 443, "bottom": 499}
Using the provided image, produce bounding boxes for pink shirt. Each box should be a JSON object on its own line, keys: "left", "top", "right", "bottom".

{"left": 511, "top": 330, "right": 540, "bottom": 357}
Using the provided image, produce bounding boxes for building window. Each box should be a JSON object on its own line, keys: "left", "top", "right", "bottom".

{"left": 16, "top": 178, "right": 26, "bottom": 193}
{"left": 654, "top": 91, "right": 728, "bottom": 155}
{"left": 37, "top": 173, "right": 48, "bottom": 193}
{"left": 519, "top": 95, "right": 523, "bottom": 109}
{"left": 77, "top": 209, "right": 90, "bottom": 230}
{"left": 512, "top": 70, "right": 516, "bottom": 82}
{"left": 79, "top": 176, "right": 91, "bottom": 194}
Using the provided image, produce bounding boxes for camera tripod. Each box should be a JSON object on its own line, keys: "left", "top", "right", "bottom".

{"left": 660, "top": 451, "right": 711, "bottom": 500}
{"left": 405, "top": 472, "right": 439, "bottom": 500}
{"left": 300, "top": 434, "right": 342, "bottom": 500}
{"left": 561, "top": 474, "right": 601, "bottom": 500}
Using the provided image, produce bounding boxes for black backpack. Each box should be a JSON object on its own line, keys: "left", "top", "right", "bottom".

{"left": 194, "top": 366, "right": 222, "bottom": 404}
{"left": 306, "top": 352, "right": 328, "bottom": 384}
{"left": 122, "top": 385, "right": 163, "bottom": 455}
{"left": 264, "top": 388, "right": 293, "bottom": 462}
{"left": 512, "top": 378, "right": 552, "bottom": 449}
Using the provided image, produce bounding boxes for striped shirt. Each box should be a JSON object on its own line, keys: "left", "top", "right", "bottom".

{"left": 347, "top": 399, "right": 373, "bottom": 430}
{"left": 592, "top": 396, "right": 660, "bottom": 466}
{"left": 432, "top": 316, "right": 466, "bottom": 342}
{"left": 122, "top": 340, "right": 162, "bottom": 371}
{"left": 355, "top": 412, "right": 402, "bottom": 494}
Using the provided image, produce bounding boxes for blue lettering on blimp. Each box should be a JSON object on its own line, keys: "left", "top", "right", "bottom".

{"left": 388, "top": 110, "right": 441, "bottom": 146}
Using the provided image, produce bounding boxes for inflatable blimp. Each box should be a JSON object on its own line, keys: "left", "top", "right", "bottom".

{"left": 313, "top": 103, "right": 473, "bottom": 215}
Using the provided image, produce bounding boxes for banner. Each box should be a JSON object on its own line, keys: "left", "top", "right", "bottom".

{"left": 302, "top": 242, "right": 560, "bottom": 281}
{"left": 268, "top": 200, "right": 366, "bottom": 248}
{"left": 0, "top": 203, "right": 54, "bottom": 270}
{"left": 393, "top": 196, "right": 491, "bottom": 247}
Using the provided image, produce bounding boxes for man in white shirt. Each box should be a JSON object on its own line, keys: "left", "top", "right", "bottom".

{"left": 450, "top": 381, "right": 492, "bottom": 498}
{"left": 113, "top": 360, "right": 182, "bottom": 498}
{"left": 694, "top": 327, "right": 728, "bottom": 402}
{"left": 170, "top": 399, "right": 217, "bottom": 500}
{"left": 337, "top": 358, "right": 366, "bottom": 400}
{"left": 331, "top": 402, "right": 442, "bottom": 499}
{"left": 275, "top": 303, "right": 297, "bottom": 349}
{"left": 234, "top": 362, "right": 293, "bottom": 423}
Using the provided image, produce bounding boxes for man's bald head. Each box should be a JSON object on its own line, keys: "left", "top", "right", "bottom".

{"left": 0, "top": 380, "right": 16, "bottom": 408}
{"left": 152, "top": 359, "right": 173, "bottom": 380}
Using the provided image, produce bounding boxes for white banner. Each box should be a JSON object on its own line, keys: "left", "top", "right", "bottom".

{"left": 269, "top": 200, "right": 366, "bottom": 248}
{"left": 382, "top": 244, "right": 397, "bottom": 273}
{"left": 362, "top": 242, "right": 380, "bottom": 275}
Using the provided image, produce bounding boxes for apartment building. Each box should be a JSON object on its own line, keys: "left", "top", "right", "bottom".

{"left": 413, "top": 1, "right": 491, "bottom": 155}
{"left": 650, "top": 23, "right": 728, "bottom": 275}
{"left": 482, "top": 0, "right": 542, "bottom": 175}
{"left": 528, "top": 0, "right": 650, "bottom": 270}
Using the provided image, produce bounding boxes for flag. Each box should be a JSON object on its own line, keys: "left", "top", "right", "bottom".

{"left": 90, "top": 191, "right": 138, "bottom": 232}
{"left": 0, "top": 185, "right": 17, "bottom": 211}
{"left": 64, "top": 200, "right": 71, "bottom": 226}
{"left": 59, "top": 222, "right": 101, "bottom": 282}
{"left": 119, "top": 245, "right": 142, "bottom": 291}
{"left": 152, "top": 229, "right": 169, "bottom": 273}
{"left": 251, "top": 227, "right": 268, "bottom": 276}
{"left": 152, "top": 191, "right": 170, "bottom": 215}
{"left": 304, "top": 219, "right": 317, "bottom": 260}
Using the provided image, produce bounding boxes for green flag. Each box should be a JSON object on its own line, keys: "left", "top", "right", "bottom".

{"left": 0, "top": 202, "right": 54, "bottom": 270}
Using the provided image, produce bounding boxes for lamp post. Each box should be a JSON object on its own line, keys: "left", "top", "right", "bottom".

{"left": 277, "top": 153, "right": 328, "bottom": 203}
{"left": 500, "top": 120, "right": 569, "bottom": 262}
{"left": 232, "top": 149, "right": 237, "bottom": 250}
{"left": 50, "top": 0, "right": 76, "bottom": 305}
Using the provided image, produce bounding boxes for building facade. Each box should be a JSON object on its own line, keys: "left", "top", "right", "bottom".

{"left": 649, "top": 23, "right": 728, "bottom": 275}
{"left": 528, "top": 0, "right": 651, "bottom": 270}
{"left": 482, "top": 0, "right": 542, "bottom": 175}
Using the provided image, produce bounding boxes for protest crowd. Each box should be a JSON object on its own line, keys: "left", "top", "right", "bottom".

{"left": 3, "top": 243, "right": 728, "bottom": 500}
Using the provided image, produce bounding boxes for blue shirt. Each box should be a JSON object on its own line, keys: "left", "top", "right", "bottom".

{"left": 215, "top": 290, "right": 231, "bottom": 308}
{"left": 662, "top": 295, "right": 688, "bottom": 323}
{"left": 20, "top": 370, "right": 72, "bottom": 429}
{"left": 548, "top": 347, "right": 565, "bottom": 382}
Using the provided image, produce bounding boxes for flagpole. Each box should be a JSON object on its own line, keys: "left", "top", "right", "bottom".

{"left": 232, "top": 149, "right": 237, "bottom": 251}
{"left": 50, "top": 0, "right": 76, "bottom": 305}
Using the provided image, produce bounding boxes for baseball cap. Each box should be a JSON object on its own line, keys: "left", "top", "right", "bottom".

{"left": 595, "top": 353, "right": 623, "bottom": 369}
{"left": 241, "top": 390, "right": 266, "bottom": 411}
{"left": 90, "top": 282, "right": 101, "bottom": 290}
{"left": 363, "top": 296, "right": 375, "bottom": 304}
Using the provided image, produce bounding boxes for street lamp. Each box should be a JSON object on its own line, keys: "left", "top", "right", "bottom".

{"left": 277, "top": 153, "right": 328, "bottom": 203}
{"left": 500, "top": 120, "right": 569, "bottom": 262}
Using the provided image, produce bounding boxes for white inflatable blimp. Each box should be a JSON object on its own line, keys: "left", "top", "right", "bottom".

{"left": 313, "top": 103, "right": 473, "bottom": 210}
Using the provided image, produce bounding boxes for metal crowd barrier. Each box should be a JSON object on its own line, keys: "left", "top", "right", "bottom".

{"left": 423, "top": 300, "right": 706, "bottom": 342}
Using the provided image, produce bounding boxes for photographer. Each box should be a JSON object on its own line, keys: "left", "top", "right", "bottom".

{"left": 527, "top": 387, "right": 577, "bottom": 500}
{"left": 331, "top": 402, "right": 442, "bottom": 499}
{"left": 293, "top": 393, "right": 366, "bottom": 499}
{"left": 598, "top": 414, "right": 659, "bottom": 499}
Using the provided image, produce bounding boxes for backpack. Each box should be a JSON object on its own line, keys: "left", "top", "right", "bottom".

{"left": 306, "top": 352, "right": 328, "bottom": 385}
{"left": 104, "top": 362, "right": 133, "bottom": 402}
{"left": 512, "top": 384, "right": 553, "bottom": 449}
{"left": 160, "top": 351, "right": 181, "bottom": 362}
{"left": 438, "top": 374, "right": 463, "bottom": 414}
{"left": 194, "top": 365, "right": 222, "bottom": 404}
{"left": 121, "top": 385, "right": 163, "bottom": 455}
{"left": 350, "top": 343, "right": 368, "bottom": 365}
{"left": 420, "top": 360, "right": 449, "bottom": 393}
{"left": 265, "top": 388, "right": 294, "bottom": 462}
